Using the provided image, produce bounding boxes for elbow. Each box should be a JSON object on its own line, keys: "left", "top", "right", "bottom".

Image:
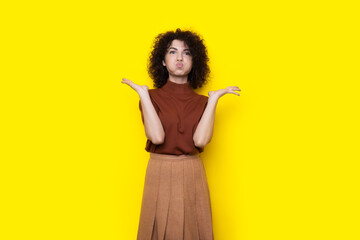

{"left": 152, "top": 138, "right": 164, "bottom": 145}
{"left": 194, "top": 134, "right": 212, "bottom": 148}
{"left": 150, "top": 133, "right": 165, "bottom": 145}
{"left": 146, "top": 128, "right": 165, "bottom": 145}
{"left": 194, "top": 138, "right": 207, "bottom": 149}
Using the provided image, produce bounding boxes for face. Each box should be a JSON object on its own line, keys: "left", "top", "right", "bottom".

{"left": 162, "top": 39, "right": 193, "bottom": 78}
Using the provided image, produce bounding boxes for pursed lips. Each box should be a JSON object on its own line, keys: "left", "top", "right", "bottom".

{"left": 176, "top": 62, "right": 183, "bottom": 68}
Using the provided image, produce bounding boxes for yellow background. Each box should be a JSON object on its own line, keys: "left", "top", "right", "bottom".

{"left": 1, "top": 0, "right": 359, "bottom": 239}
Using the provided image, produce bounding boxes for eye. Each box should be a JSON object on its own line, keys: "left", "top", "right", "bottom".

{"left": 169, "top": 50, "right": 176, "bottom": 54}
{"left": 184, "top": 52, "right": 191, "bottom": 56}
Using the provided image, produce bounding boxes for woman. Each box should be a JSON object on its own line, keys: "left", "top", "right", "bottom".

{"left": 122, "top": 28, "right": 240, "bottom": 240}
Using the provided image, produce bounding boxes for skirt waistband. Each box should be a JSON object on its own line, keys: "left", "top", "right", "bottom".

{"left": 149, "top": 152, "right": 200, "bottom": 161}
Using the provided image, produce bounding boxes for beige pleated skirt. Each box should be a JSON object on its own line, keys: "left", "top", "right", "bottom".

{"left": 137, "top": 152, "right": 214, "bottom": 240}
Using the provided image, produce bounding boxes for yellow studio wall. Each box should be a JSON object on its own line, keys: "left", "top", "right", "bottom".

{"left": 1, "top": 1, "right": 359, "bottom": 239}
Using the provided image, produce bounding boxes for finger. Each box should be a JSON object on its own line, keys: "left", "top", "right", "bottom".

{"left": 122, "top": 78, "right": 134, "bottom": 84}
{"left": 121, "top": 80, "right": 131, "bottom": 85}
{"left": 227, "top": 88, "right": 240, "bottom": 93}
{"left": 121, "top": 79, "right": 134, "bottom": 88}
{"left": 228, "top": 86, "right": 240, "bottom": 91}
{"left": 122, "top": 79, "right": 134, "bottom": 86}
{"left": 228, "top": 91, "right": 240, "bottom": 96}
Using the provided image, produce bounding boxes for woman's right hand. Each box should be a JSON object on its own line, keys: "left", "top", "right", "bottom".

{"left": 121, "top": 78, "right": 149, "bottom": 95}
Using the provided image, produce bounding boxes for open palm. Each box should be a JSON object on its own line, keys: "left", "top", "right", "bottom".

{"left": 208, "top": 86, "right": 241, "bottom": 98}
{"left": 121, "top": 78, "right": 149, "bottom": 94}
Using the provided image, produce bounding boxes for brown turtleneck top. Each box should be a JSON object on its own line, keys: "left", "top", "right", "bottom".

{"left": 139, "top": 80, "right": 209, "bottom": 155}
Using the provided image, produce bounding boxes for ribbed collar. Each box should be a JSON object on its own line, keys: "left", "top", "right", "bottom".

{"left": 161, "top": 80, "right": 194, "bottom": 95}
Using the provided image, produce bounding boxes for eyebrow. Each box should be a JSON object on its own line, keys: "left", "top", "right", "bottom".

{"left": 168, "top": 47, "right": 190, "bottom": 51}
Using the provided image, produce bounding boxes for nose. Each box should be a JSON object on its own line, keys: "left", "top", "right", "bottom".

{"left": 177, "top": 52, "right": 183, "bottom": 61}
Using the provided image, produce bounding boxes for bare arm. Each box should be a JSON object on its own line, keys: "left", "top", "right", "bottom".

{"left": 122, "top": 78, "right": 165, "bottom": 145}
{"left": 193, "top": 96, "right": 218, "bottom": 148}
{"left": 138, "top": 91, "right": 165, "bottom": 144}
{"left": 193, "top": 86, "right": 241, "bottom": 148}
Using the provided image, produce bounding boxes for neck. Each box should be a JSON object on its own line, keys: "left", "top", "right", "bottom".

{"left": 167, "top": 75, "right": 188, "bottom": 84}
{"left": 161, "top": 78, "right": 193, "bottom": 95}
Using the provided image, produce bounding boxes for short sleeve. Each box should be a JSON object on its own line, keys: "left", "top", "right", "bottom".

{"left": 201, "top": 95, "right": 209, "bottom": 113}
{"left": 202, "top": 95, "right": 209, "bottom": 110}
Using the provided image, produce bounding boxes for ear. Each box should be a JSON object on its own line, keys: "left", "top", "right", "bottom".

{"left": 162, "top": 60, "right": 166, "bottom": 66}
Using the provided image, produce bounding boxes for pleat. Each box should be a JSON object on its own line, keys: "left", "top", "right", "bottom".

{"left": 184, "top": 158, "right": 200, "bottom": 240}
{"left": 156, "top": 160, "right": 172, "bottom": 240}
{"left": 137, "top": 158, "right": 161, "bottom": 240}
{"left": 193, "top": 157, "right": 214, "bottom": 240}
{"left": 138, "top": 153, "right": 213, "bottom": 240}
{"left": 165, "top": 160, "right": 185, "bottom": 239}
{"left": 200, "top": 157, "right": 213, "bottom": 221}
{"left": 151, "top": 217, "right": 158, "bottom": 240}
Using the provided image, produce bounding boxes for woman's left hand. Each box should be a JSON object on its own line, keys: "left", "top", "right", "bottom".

{"left": 208, "top": 86, "right": 241, "bottom": 99}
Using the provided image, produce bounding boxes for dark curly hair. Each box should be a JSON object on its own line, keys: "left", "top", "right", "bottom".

{"left": 148, "top": 28, "right": 210, "bottom": 89}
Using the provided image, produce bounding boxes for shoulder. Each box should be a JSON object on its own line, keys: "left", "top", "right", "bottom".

{"left": 148, "top": 88, "right": 161, "bottom": 95}
{"left": 200, "top": 94, "right": 209, "bottom": 100}
{"left": 194, "top": 92, "right": 209, "bottom": 101}
{"left": 200, "top": 94, "right": 209, "bottom": 106}
{"left": 191, "top": 92, "right": 209, "bottom": 110}
{"left": 147, "top": 88, "right": 161, "bottom": 98}
{"left": 147, "top": 88, "right": 164, "bottom": 106}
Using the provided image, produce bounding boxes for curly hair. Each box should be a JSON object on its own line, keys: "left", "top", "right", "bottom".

{"left": 148, "top": 28, "right": 210, "bottom": 89}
